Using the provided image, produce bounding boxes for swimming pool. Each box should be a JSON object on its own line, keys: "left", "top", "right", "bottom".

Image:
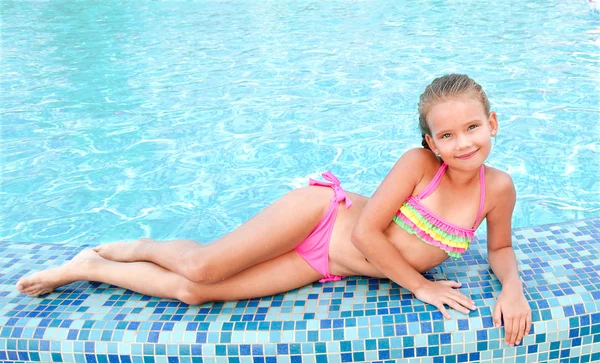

{"left": 1, "top": 0, "right": 598, "bottom": 245}
{"left": 2, "top": 1, "right": 600, "bottom": 363}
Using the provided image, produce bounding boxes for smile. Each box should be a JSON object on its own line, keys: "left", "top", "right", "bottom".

{"left": 456, "top": 149, "right": 479, "bottom": 159}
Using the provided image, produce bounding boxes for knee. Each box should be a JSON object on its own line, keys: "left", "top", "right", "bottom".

{"left": 180, "top": 252, "right": 223, "bottom": 284}
{"left": 177, "top": 282, "right": 208, "bottom": 305}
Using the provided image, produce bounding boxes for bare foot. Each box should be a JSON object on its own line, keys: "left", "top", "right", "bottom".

{"left": 16, "top": 250, "right": 101, "bottom": 297}
{"left": 93, "top": 238, "right": 153, "bottom": 262}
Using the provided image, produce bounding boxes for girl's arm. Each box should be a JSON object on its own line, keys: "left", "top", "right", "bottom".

{"left": 486, "top": 172, "right": 521, "bottom": 287}
{"left": 352, "top": 149, "right": 475, "bottom": 318}
{"left": 485, "top": 172, "right": 532, "bottom": 346}
{"left": 351, "top": 148, "right": 429, "bottom": 292}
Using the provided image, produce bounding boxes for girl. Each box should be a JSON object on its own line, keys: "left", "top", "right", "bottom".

{"left": 16, "top": 74, "right": 531, "bottom": 347}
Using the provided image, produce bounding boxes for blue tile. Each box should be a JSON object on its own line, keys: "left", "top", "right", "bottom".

{"left": 395, "top": 324, "right": 407, "bottom": 336}
{"left": 252, "top": 345, "right": 263, "bottom": 355}
{"left": 148, "top": 332, "right": 159, "bottom": 343}
{"left": 440, "top": 334, "right": 451, "bottom": 344}
{"left": 0, "top": 219, "right": 598, "bottom": 363}
{"left": 277, "top": 344, "right": 288, "bottom": 355}
{"left": 353, "top": 352, "right": 364, "bottom": 361}
{"left": 195, "top": 333, "right": 207, "bottom": 343}
{"left": 191, "top": 345, "right": 202, "bottom": 355}
{"left": 240, "top": 345, "right": 251, "bottom": 355}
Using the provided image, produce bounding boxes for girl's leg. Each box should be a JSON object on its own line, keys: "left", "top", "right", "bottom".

{"left": 179, "top": 249, "right": 324, "bottom": 304}
{"left": 17, "top": 249, "right": 323, "bottom": 304}
{"left": 17, "top": 250, "right": 182, "bottom": 299}
{"left": 94, "top": 186, "right": 336, "bottom": 283}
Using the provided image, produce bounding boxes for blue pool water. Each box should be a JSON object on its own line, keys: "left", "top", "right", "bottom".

{"left": 1, "top": 0, "right": 599, "bottom": 245}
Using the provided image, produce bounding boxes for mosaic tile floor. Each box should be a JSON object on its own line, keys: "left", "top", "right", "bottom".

{"left": 1, "top": 218, "right": 599, "bottom": 363}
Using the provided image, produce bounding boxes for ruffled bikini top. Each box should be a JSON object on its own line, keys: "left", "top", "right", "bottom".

{"left": 393, "top": 162, "right": 486, "bottom": 259}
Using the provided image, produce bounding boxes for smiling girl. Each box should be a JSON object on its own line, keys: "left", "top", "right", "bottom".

{"left": 17, "top": 74, "right": 531, "bottom": 347}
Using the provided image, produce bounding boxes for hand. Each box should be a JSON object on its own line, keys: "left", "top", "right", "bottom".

{"left": 413, "top": 280, "right": 476, "bottom": 319}
{"left": 493, "top": 286, "right": 532, "bottom": 346}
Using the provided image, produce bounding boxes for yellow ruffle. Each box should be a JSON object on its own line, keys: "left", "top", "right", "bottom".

{"left": 399, "top": 205, "right": 470, "bottom": 249}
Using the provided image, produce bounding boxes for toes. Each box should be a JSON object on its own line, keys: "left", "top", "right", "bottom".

{"left": 24, "top": 288, "right": 37, "bottom": 296}
{"left": 22, "top": 282, "right": 50, "bottom": 297}
{"left": 32, "top": 289, "right": 47, "bottom": 296}
{"left": 16, "top": 279, "right": 31, "bottom": 292}
{"left": 21, "top": 286, "right": 36, "bottom": 296}
{"left": 23, "top": 284, "right": 37, "bottom": 294}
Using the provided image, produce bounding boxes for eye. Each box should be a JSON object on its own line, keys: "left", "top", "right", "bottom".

{"left": 468, "top": 124, "right": 478, "bottom": 130}
{"left": 441, "top": 133, "right": 452, "bottom": 139}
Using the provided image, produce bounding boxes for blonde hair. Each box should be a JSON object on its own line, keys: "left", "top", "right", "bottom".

{"left": 418, "top": 74, "right": 490, "bottom": 150}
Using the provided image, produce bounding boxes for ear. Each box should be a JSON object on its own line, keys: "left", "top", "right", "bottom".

{"left": 488, "top": 111, "right": 498, "bottom": 136}
{"left": 425, "top": 134, "right": 438, "bottom": 154}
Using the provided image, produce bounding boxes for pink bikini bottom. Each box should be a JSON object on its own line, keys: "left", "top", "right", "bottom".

{"left": 294, "top": 171, "right": 352, "bottom": 282}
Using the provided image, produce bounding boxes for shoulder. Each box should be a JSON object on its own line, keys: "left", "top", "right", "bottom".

{"left": 398, "top": 147, "right": 440, "bottom": 170}
{"left": 392, "top": 148, "right": 443, "bottom": 185}
{"left": 353, "top": 147, "right": 439, "bottom": 234}
{"left": 484, "top": 166, "right": 515, "bottom": 195}
{"left": 402, "top": 147, "right": 438, "bottom": 160}
{"left": 484, "top": 166, "right": 516, "bottom": 212}
{"left": 390, "top": 148, "right": 440, "bottom": 183}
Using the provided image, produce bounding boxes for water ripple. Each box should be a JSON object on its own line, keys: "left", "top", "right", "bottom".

{"left": 1, "top": 0, "right": 599, "bottom": 244}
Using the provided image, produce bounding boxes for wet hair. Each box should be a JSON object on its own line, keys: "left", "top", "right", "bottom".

{"left": 418, "top": 74, "right": 490, "bottom": 150}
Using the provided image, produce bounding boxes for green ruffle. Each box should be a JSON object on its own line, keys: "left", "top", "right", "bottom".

{"left": 393, "top": 217, "right": 462, "bottom": 260}
{"left": 393, "top": 215, "right": 416, "bottom": 234}
{"left": 401, "top": 203, "right": 470, "bottom": 243}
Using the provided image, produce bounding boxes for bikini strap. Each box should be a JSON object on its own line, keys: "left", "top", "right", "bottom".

{"left": 472, "top": 165, "right": 486, "bottom": 228}
{"left": 308, "top": 171, "right": 353, "bottom": 208}
{"left": 417, "top": 162, "right": 447, "bottom": 200}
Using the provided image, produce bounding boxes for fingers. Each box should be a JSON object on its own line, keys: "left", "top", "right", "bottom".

{"left": 443, "top": 299, "right": 472, "bottom": 316}
{"left": 493, "top": 307, "right": 532, "bottom": 346}
{"left": 441, "top": 280, "right": 476, "bottom": 310}
{"left": 436, "top": 303, "right": 452, "bottom": 320}
{"left": 499, "top": 307, "right": 532, "bottom": 346}
{"left": 493, "top": 304, "right": 502, "bottom": 328}
{"left": 514, "top": 317, "right": 526, "bottom": 345}
{"left": 504, "top": 315, "right": 532, "bottom": 346}
{"left": 423, "top": 280, "right": 476, "bottom": 320}
{"left": 439, "top": 280, "right": 461, "bottom": 288}
{"left": 435, "top": 281, "right": 476, "bottom": 318}
{"left": 449, "top": 290, "right": 476, "bottom": 310}
{"left": 438, "top": 297, "right": 476, "bottom": 318}
{"left": 504, "top": 316, "right": 515, "bottom": 346}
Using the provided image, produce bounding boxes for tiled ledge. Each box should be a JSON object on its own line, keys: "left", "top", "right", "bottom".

{"left": 0, "top": 218, "right": 599, "bottom": 363}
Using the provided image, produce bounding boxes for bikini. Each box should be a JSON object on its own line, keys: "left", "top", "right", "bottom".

{"left": 294, "top": 171, "right": 351, "bottom": 282}
{"left": 393, "top": 162, "right": 486, "bottom": 259}
{"left": 295, "top": 163, "right": 485, "bottom": 282}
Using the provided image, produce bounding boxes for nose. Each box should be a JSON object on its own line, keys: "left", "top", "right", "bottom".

{"left": 456, "top": 133, "right": 472, "bottom": 150}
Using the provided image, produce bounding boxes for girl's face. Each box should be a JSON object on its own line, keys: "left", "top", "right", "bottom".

{"left": 424, "top": 96, "right": 498, "bottom": 170}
